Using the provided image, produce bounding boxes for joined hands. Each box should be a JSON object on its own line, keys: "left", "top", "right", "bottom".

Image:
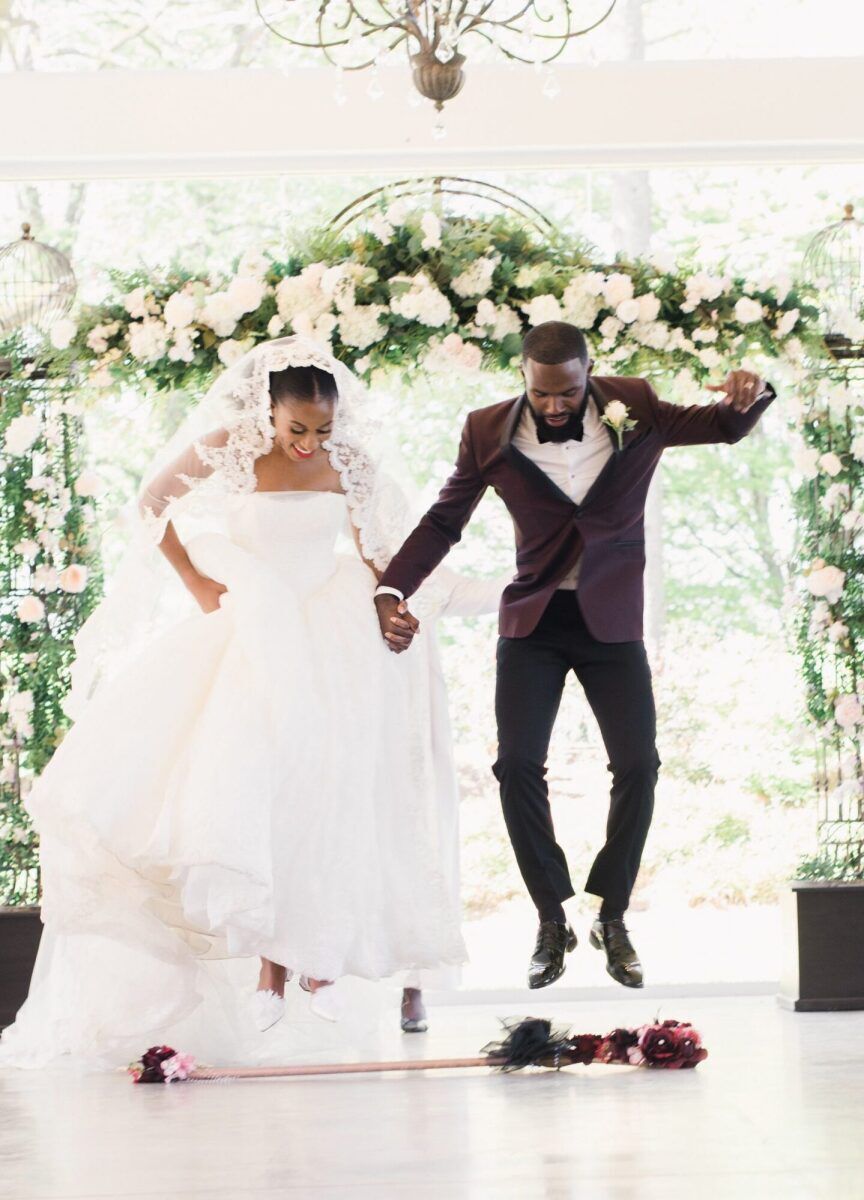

{"left": 374, "top": 594, "right": 420, "bottom": 653}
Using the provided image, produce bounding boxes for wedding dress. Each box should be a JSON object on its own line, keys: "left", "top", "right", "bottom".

{"left": 0, "top": 337, "right": 502, "bottom": 1068}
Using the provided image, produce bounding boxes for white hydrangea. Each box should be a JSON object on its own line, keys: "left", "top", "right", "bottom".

{"left": 602, "top": 273, "right": 634, "bottom": 308}
{"left": 292, "top": 311, "right": 338, "bottom": 346}
{"left": 697, "top": 347, "right": 723, "bottom": 370}
{"left": 680, "top": 272, "right": 727, "bottom": 313}
{"left": 168, "top": 326, "right": 198, "bottom": 364}
{"left": 163, "top": 291, "right": 198, "bottom": 331}
{"left": 217, "top": 338, "right": 247, "bottom": 367}
{"left": 599, "top": 315, "right": 623, "bottom": 341}
{"left": 636, "top": 293, "right": 661, "bottom": 323}
{"left": 123, "top": 286, "right": 157, "bottom": 320}
{"left": 338, "top": 304, "right": 388, "bottom": 350}
{"left": 474, "top": 299, "right": 522, "bottom": 342}
{"left": 49, "top": 317, "right": 77, "bottom": 350}
{"left": 522, "top": 294, "right": 562, "bottom": 326}
{"left": 4, "top": 413, "right": 41, "bottom": 456}
{"left": 391, "top": 276, "right": 453, "bottom": 327}
{"left": 515, "top": 264, "right": 544, "bottom": 288}
{"left": 198, "top": 293, "right": 238, "bottom": 338}
{"left": 734, "top": 297, "right": 764, "bottom": 324}
{"left": 226, "top": 275, "right": 267, "bottom": 319}
{"left": 692, "top": 327, "right": 719, "bottom": 344}
{"left": 237, "top": 248, "right": 270, "bottom": 280}
{"left": 420, "top": 212, "right": 442, "bottom": 251}
{"left": 451, "top": 256, "right": 499, "bottom": 299}
{"left": 275, "top": 267, "right": 331, "bottom": 324}
{"left": 128, "top": 319, "right": 169, "bottom": 363}
{"left": 425, "top": 333, "right": 483, "bottom": 375}
{"left": 616, "top": 298, "right": 640, "bottom": 325}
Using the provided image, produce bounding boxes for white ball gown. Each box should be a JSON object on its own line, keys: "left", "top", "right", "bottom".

{"left": 0, "top": 488, "right": 499, "bottom": 1068}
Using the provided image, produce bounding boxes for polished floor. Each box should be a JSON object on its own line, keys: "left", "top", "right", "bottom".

{"left": 1, "top": 994, "right": 862, "bottom": 1200}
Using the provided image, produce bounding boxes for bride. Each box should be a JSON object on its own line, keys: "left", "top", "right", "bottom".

{"left": 0, "top": 336, "right": 501, "bottom": 1067}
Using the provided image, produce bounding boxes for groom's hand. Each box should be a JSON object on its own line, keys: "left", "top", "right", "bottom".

{"left": 374, "top": 594, "right": 420, "bottom": 653}
{"left": 706, "top": 369, "right": 765, "bottom": 413}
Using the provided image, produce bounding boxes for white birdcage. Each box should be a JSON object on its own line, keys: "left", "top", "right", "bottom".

{"left": 803, "top": 203, "right": 864, "bottom": 349}
{"left": 0, "top": 223, "right": 76, "bottom": 335}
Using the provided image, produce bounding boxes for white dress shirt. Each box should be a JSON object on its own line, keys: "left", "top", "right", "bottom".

{"left": 376, "top": 396, "right": 614, "bottom": 600}
{"left": 511, "top": 396, "right": 614, "bottom": 589}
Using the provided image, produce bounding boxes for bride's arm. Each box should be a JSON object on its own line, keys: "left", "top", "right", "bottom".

{"left": 139, "top": 428, "right": 230, "bottom": 614}
{"left": 347, "top": 516, "right": 419, "bottom": 651}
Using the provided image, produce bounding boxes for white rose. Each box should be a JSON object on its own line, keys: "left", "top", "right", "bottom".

{"left": 603, "top": 400, "right": 630, "bottom": 427}
{"left": 123, "top": 286, "right": 154, "bottom": 320}
{"left": 633, "top": 321, "right": 671, "bottom": 351}
{"left": 828, "top": 621, "right": 849, "bottom": 643}
{"left": 523, "top": 294, "right": 562, "bottom": 326}
{"left": 791, "top": 444, "right": 819, "bottom": 479}
{"left": 58, "top": 563, "right": 88, "bottom": 594}
{"left": 226, "top": 276, "right": 267, "bottom": 319}
{"left": 420, "top": 212, "right": 442, "bottom": 251}
{"left": 128, "top": 319, "right": 169, "bottom": 364}
{"left": 163, "top": 291, "right": 197, "bottom": 330}
{"left": 14, "top": 539, "right": 39, "bottom": 561}
{"left": 217, "top": 338, "right": 247, "bottom": 367}
{"left": 74, "top": 470, "right": 104, "bottom": 499}
{"left": 835, "top": 694, "right": 863, "bottom": 731}
{"left": 734, "top": 297, "right": 764, "bottom": 324}
{"left": 198, "top": 293, "right": 238, "bottom": 338}
{"left": 599, "top": 315, "right": 623, "bottom": 340}
{"left": 819, "top": 452, "right": 843, "bottom": 477}
{"left": 806, "top": 564, "right": 845, "bottom": 604}
{"left": 616, "top": 298, "right": 641, "bottom": 325}
{"left": 267, "top": 315, "right": 284, "bottom": 338}
{"left": 451, "top": 257, "right": 498, "bottom": 299}
{"left": 697, "top": 347, "right": 723, "bottom": 370}
{"left": 49, "top": 317, "right": 77, "bottom": 350}
{"left": 4, "top": 413, "right": 41, "bottom": 456}
{"left": 681, "top": 272, "right": 726, "bottom": 312}
{"left": 692, "top": 327, "right": 719, "bottom": 344}
{"left": 237, "top": 249, "right": 270, "bottom": 280}
{"left": 775, "top": 308, "right": 799, "bottom": 338}
{"left": 851, "top": 433, "right": 864, "bottom": 462}
{"left": 168, "top": 327, "right": 197, "bottom": 364}
{"left": 33, "top": 564, "right": 59, "bottom": 591}
{"left": 85, "top": 326, "right": 109, "bottom": 354}
{"left": 17, "top": 595, "right": 45, "bottom": 622}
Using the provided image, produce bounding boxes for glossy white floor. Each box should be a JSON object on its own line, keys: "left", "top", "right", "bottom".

{"left": 1, "top": 993, "right": 862, "bottom": 1200}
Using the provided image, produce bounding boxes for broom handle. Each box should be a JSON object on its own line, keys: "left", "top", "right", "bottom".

{"left": 191, "top": 1055, "right": 503, "bottom": 1079}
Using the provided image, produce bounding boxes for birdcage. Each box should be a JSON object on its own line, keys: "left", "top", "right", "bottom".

{"left": 0, "top": 223, "right": 76, "bottom": 335}
{"left": 803, "top": 204, "right": 864, "bottom": 356}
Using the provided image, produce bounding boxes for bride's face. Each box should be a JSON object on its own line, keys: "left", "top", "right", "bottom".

{"left": 271, "top": 397, "right": 336, "bottom": 463}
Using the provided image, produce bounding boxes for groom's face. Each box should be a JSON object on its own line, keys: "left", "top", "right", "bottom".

{"left": 523, "top": 356, "right": 592, "bottom": 429}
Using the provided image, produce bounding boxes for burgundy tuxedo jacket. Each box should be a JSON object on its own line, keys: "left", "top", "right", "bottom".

{"left": 380, "top": 375, "right": 775, "bottom": 642}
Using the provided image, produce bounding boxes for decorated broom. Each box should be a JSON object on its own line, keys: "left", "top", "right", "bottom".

{"left": 128, "top": 1016, "right": 707, "bottom": 1083}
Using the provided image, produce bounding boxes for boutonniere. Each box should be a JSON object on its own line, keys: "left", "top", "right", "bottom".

{"left": 600, "top": 400, "right": 638, "bottom": 450}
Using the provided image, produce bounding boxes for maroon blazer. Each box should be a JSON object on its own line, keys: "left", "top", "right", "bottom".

{"left": 380, "top": 375, "right": 775, "bottom": 642}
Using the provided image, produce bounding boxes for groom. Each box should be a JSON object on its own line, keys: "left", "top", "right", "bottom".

{"left": 374, "top": 321, "right": 774, "bottom": 989}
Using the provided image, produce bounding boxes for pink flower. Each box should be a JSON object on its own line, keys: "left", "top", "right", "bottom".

{"left": 161, "top": 1051, "right": 196, "bottom": 1082}
{"left": 17, "top": 595, "right": 45, "bottom": 622}
{"left": 59, "top": 564, "right": 88, "bottom": 594}
{"left": 835, "top": 694, "right": 863, "bottom": 731}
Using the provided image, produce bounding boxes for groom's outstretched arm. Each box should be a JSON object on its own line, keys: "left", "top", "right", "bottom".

{"left": 649, "top": 370, "right": 775, "bottom": 447}
{"left": 376, "top": 413, "right": 488, "bottom": 618}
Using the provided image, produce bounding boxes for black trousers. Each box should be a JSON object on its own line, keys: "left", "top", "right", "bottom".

{"left": 493, "top": 590, "right": 660, "bottom": 919}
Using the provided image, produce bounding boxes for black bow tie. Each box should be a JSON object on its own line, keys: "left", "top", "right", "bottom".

{"left": 528, "top": 392, "right": 590, "bottom": 444}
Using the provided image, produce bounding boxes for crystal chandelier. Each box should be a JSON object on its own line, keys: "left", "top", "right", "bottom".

{"left": 256, "top": 0, "right": 617, "bottom": 112}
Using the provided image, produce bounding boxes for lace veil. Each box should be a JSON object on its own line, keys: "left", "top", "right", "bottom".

{"left": 68, "top": 335, "right": 448, "bottom": 717}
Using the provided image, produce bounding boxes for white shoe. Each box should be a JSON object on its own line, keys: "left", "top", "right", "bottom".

{"left": 250, "top": 988, "right": 285, "bottom": 1032}
{"left": 300, "top": 977, "right": 341, "bottom": 1024}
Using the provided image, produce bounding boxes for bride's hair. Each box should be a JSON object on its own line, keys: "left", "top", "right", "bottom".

{"left": 269, "top": 364, "right": 338, "bottom": 406}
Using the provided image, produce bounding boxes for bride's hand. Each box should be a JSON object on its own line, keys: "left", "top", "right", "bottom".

{"left": 184, "top": 570, "right": 228, "bottom": 614}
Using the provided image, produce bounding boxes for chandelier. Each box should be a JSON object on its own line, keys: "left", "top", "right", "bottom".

{"left": 256, "top": 0, "right": 617, "bottom": 113}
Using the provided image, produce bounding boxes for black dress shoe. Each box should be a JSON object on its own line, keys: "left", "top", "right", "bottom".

{"left": 589, "top": 918, "right": 643, "bottom": 988}
{"left": 527, "top": 921, "right": 578, "bottom": 990}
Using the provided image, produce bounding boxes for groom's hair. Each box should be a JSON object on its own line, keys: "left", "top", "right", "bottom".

{"left": 269, "top": 365, "right": 338, "bottom": 406}
{"left": 522, "top": 322, "right": 589, "bottom": 366}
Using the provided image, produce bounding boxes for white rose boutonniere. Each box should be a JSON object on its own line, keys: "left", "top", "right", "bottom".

{"left": 600, "top": 399, "right": 637, "bottom": 450}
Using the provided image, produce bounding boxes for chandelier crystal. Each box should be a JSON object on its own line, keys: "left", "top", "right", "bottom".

{"left": 257, "top": 0, "right": 617, "bottom": 111}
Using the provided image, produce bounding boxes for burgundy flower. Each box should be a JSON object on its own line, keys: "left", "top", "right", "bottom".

{"left": 564, "top": 1034, "right": 602, "bottom": 1065}
{"left": 597, "top": 1028, "right": 639, "bottom": 1064}
{"left": 635, "top": 1022, "right": 708, "bottom": 1070}
{"left": 129, "top": 1045, "right": 178, "bottom": 1084}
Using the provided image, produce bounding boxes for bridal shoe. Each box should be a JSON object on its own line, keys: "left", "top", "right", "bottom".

{"left": 251, "top": 988, "right": 285, "bottom": 1032}
{"left": 299, "top": 975, "right": 341, "bottom": 1023}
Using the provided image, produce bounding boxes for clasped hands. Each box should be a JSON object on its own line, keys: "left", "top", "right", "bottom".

{"left": 374, "top": 594, "right": 420, "bottom": 653}
{"left": 705, "top": 369, "right": 766, "bottom": 413}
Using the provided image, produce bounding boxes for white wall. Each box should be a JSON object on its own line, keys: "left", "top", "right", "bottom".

{"left": 1, "top": 58, "right": 862, "bottom": 179}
